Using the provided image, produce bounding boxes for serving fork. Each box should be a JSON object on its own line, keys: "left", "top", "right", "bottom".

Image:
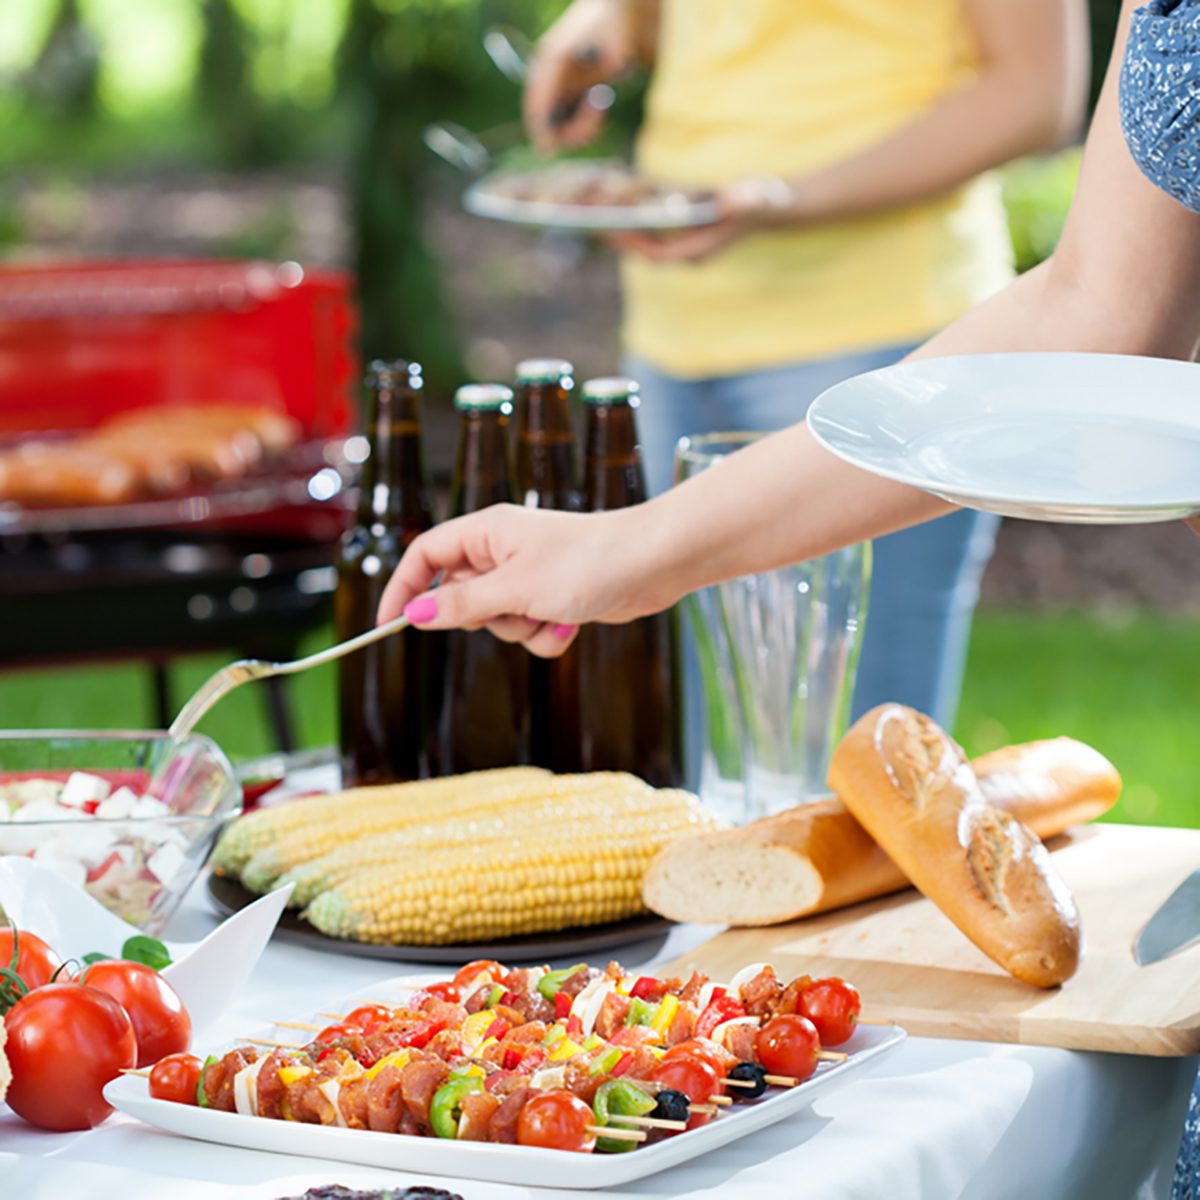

{"left": 167, "top": 613, "right": 412, "bottom": 741}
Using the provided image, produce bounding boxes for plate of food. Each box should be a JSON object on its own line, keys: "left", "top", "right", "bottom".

{"left": 463, "top": 160, "right": 720, "bottom": 231}
{"left": 106, "top": 957, "right": 904, "bottom": 1188}
{"left": 806, "top": 352, "right": 1200, "bottom": 524}
{"left": 207, "top": 767, "right": 719, "bottom": 962}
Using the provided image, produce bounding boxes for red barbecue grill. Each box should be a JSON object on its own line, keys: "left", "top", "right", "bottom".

{"left": 0, "top": 260, "right": 360, "bottom": 747}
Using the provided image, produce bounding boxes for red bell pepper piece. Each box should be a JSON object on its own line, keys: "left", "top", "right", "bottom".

{"left": 554, "top": 991, "right": 573, "bottom": 1020}
{"left": 695, "top": 995, "right": 745, "bottom": 1040}
{"left": 516, "top": 1048, "right": 547, "bottom": 1074}
{"left": 399, "top": 1017, "right": 447, "bottom": 1049}
{"left": 484, "top": 1018, "right": 510, "bottom": 1043}
{"left": 629, "top": 976, "right": 660, "bottom": 1000}
{"left": 610, "top": 1051, "right": 635, "bottom": 1077}
{"left": 566, "top": 1014, "right": 583, "bottom": 1037}
{"left": 500, "top": 989, "right": 517, "bottom": 1007}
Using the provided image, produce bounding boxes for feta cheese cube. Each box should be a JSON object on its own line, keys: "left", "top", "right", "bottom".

{"left": 96, "top": 788, "right": 138, "bottom": 820}
{"left": 130, "top": 794, "right": 170, "bottom": 819}
{"left": 13, "top": 799, "right": 84, "bottom": 823}
{"left": 59, "top": 772, "right": 112, "bottom": 809}
{"left": 147, "top": 840, "right": 187, "bottom": 885}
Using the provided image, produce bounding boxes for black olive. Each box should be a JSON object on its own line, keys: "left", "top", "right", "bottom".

{"left": 728, "top": 1061, "right": 769, "bottom": 1098}
{"left": 651, "top": 1088, "right": 691, "bottom": 1123}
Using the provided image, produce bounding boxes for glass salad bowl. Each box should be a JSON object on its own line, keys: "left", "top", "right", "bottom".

{"left": 0, "top": 731, "right": 241, "bottom": 935}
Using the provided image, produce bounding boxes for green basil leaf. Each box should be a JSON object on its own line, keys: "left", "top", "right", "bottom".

{"left": 81, "top": 951, "right": 110, "bottom": 966}
{"left": 121, "top": 935, "right": 172, "bottom": 971}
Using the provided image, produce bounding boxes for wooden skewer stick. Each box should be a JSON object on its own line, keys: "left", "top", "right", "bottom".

{"left": 690, "top": 1103, "right": 718, "bottom": 1115}
{"left": 605, "top": 1113, "right": 688, "bottom": 1131}
{"left": 721, "top": 1078, "right": 755, "bottom": 1089}
{"left": 121, "top": 1067, "right": 151, "bottom": 1078}
{"left": 817, "top": 1051, "right": 849, "bottom": 1063}
{"left": 855, "top": 1017, "right": 894, "bottom": 1027}
{"left": 274, "top": 1020, "right": 325, "bottom": 1033}
{"left": 584, "top": 1125, "right": 645, "bottom": 1143}
{"left": 238, "top": 1036, "right": 304, "bottom": 1050}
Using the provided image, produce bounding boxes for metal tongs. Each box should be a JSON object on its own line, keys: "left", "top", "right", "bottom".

{"left": 167, "top": 613, "right": 412, "bottom": 741}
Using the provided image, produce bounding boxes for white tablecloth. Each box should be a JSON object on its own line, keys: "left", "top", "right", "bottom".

{"left": 3, "top": 879, "right": 1194, "bottom": 1200}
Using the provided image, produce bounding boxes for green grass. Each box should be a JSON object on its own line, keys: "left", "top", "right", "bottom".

{"left": 0, "top": 608, "right": 1194, "bottom": 829}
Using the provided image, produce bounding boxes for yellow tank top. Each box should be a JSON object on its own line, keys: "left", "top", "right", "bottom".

{"left": 624, "top": 0, "right": 1015, "bottom": 378}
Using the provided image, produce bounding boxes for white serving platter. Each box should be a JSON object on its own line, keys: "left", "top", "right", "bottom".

{"left": 463, "top": 173, "right": 720, "bottom": 232}
{"left": 105, "top": 970, "right": 905, "bottom": 1190}
{"left": 806, "top": 352, "right": 1200, "bottom": 524}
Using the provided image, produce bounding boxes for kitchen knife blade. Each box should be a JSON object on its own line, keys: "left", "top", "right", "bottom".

{"left": 1134, "top": 868, "right": 1200, "bottom": 965}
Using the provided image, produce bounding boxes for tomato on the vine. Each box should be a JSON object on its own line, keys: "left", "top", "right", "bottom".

{"left": 516, "top": 1090, "right": 596, "bottom": 1152}
{"left": 149, "top": 1053, "right": 203, "bottom": 1105}
{"left": 795, "top": 977, "right": 861, "bottom": 1047}
{"left": 0, "top": 928, "right": 63, "bottom": 992}
{"left": 82, "top": 960, "right": 192, "bottom": 1067}
{"left": 755, "top": 1014, "right": 820, "bottom": 1082}
{"left": 5, "top": 983, "right": 137, "bottom": 1130}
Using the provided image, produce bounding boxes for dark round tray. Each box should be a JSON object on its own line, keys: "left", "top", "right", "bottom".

{"left": 206, "top": 871, "right": 674, "bottom": 965}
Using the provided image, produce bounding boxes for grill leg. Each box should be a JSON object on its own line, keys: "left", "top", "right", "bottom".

{"left": 263, "top": 676, "right": 295, "bottom": 754}
{"left": 152, "top": 663, "right": 172, "bottom": 730}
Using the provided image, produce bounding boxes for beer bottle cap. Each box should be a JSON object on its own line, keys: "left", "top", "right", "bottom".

{"left": 366, "top": 358, "right": 423, "bottom": 388}
{"left": 581, "top": 376, "right": 639, "bottom": 406}
{"left": 454, "top": 383, "right": 515, "bottom": 411}
{"left": 515, "top": 358, "right": 574, "bottom": 385}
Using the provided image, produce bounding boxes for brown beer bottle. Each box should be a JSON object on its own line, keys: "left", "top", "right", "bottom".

{"left": 334, "top": 359, "right": 437, "bottom": 785}
{"left": 513, "top": 358, "right": 581, "bottom": 772}
{"left": 577, "top": 377, "right": 683, "bottom": 787}
{"left": 439, "top": 384, "right": 531, "bottom": 772}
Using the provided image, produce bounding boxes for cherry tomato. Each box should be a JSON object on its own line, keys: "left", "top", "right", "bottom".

{"left": 149, "top": 1053, "right": 202, "bottom": 1105}
{"left": 5, "top": 983, "right": 137, "bottom": 1130}
{"left": 795, "top": 978, "right": 861, "bottom": 1047}
{"left": 343, "top": 1004, "right": 392, "bottom": 1032}
{"left": 650, "top": 1056, "right": 720, "bottom": 1103}
{"left": 452, "top": 960, "right": 505, "bottom": 991}
{"left": 316, "top": 1022, "right": 357, "bottom": 1044}
{"left": 0, "top": 928, "right": 63, "bottom": 991}
{"left": 421, "top": 981, "right": 462, "bottom": 1004}
{"left": 82, "top": 960, "right": 192, "bottom": 1068}
{"left": 516, "top": 1090, "right": 596, "bottom": 1152}
{"left": 664, "top": 1038, "right": 731, "bottom": 1078}
{"left": 755, "top": 1014, "right": 820, "bottom": 1082}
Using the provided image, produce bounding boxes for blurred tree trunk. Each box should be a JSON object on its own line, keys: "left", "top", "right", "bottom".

{"left": 27, "top": 0, "right": 100, "bottom": 121}
{"left": 338, "top": 0, "right": 466, "bottom": 391}
{"left": 195, "top": 0, "right": 263, "bottom": 166}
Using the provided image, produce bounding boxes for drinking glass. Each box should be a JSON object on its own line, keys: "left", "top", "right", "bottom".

{"left": 674, "top": 433, "right": 871, "bottom": 819}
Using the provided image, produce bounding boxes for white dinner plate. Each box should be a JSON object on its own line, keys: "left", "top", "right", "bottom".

{"left": 463, "top": 173, "right": 720, "bottom": 232}
{"left": 105, "top": 971, "right": 905, "bottom": 1189}
{"left": 806, "top": 352, "right": 1200, "bottom": 524}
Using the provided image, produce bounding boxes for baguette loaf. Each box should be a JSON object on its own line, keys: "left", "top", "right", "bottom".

{"left": 828, "top": 704, "right": 1081, "bottom": 987}
{"left": 642, "top": 736, "right": 1118, "bottom": 927}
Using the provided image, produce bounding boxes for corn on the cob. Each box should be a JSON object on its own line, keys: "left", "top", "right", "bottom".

{"left": 280, "top": 777, "right": 690, "bottom": 907}
{"left": 211, "top": 767, "right": 549, "bottom": 878}
{"left": 302, "top": 791, "right": 723, "bottom": 945}
{"left": 239, "top": 770, "right": 632, "bottom": 895}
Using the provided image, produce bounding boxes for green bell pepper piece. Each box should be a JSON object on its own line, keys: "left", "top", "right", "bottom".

{"left": 536, "top": 963, "right": 587, "bottom": 1001}
{"left": 625, "top": 997, "right": 659, "bottom": 1028}
{"left": 588, "top": 1046, "right": 624, "bottom": 1077}
{"left": 592, "top": 1079, "right": 657, "bottom": 1153}
{"left": 484, "top": 983, "right": 506, "bottom": 1009}
{"left": 196, "top": 1055, "right": 220, "bottom": 1108}
{"left": 430, "top": 1076, "right": 484, "bottom": 1139}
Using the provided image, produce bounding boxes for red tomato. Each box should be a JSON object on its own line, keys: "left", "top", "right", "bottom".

{"left": 5, "top": 983, "right": 137, "bottom": 1130}
{"left": 664, "top": 1039, "right": 732, "bottom": 1077}
{"left": 755, "top": 1015, "right": 820, "bottom": 1082}
{"left": 650, "top": 1056, "right": 720, "bottom": 1103}
{"left": 516, "top": 1090, "right": 596, "bottom": 1152}
{"left": 452, "top": 960, "right": 505, "bottom": 991}
{"left": 82, "top": 961, "right": 192, "bottom": 1068}
{"left": 344, "top": 1004, "right": 392, "bottom": 1033}
{"left": 796, "top": 978, "right": 861, "bottom": 1047}
{"left": 316, "top": 1022, "right": 357, "bottom": 1044}
{"left": 149, "top": 1053, "right": 202, "bottom": 1105}
{"left": 421, "top": 982, "right": 462, "bottom": 1004}
{"left": 0, "top": 928, "right": 63, "bottom": 991}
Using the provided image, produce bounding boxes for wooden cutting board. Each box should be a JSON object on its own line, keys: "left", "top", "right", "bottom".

{"left": 667, "top": 823, "right": 1200, "bottom": 1056}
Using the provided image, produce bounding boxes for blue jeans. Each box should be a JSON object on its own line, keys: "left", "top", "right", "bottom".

{"left": 628, "top": 346, "right": 1000, "bottom": 785}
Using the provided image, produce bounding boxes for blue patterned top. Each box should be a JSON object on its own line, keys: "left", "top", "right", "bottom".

{"left": 1121, "top": 0, "right": 1200, "bottom": 210}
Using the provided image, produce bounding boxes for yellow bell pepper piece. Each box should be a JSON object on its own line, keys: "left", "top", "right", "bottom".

{"left": 278, "top": 1065, "right": 313, "bottom": 1086}
{"left": 549, "top": 1037, "right": 584, "bottom": 1062}
{"left": 364, "top": 1049, "right": 412, "bottom": 1080}
{"left": 462, "top": 1010, "right": 498, "bottom": 1053}
{"left": 651, "top": 993, "right": 679, "bottom": 1038}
